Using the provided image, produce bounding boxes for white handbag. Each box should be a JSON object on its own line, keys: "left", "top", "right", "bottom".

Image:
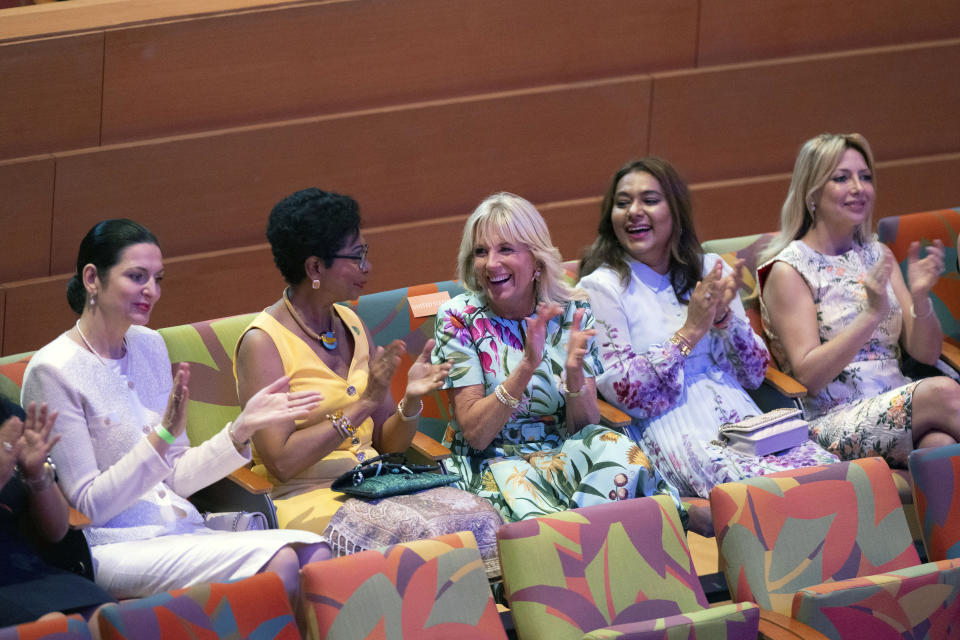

{"left": 718, "top": 407, "right": 809, "bottom": 457}
{"left": 203, "top": 511, "right": 268, "bottom": 532}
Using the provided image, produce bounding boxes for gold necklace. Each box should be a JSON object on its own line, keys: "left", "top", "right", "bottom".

{"left": 282, "top": 288, "right": 338, "bottom": 350}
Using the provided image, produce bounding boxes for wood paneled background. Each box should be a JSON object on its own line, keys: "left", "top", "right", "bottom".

{"left": 1, "top": 0, "right": 959, "bottom": 354}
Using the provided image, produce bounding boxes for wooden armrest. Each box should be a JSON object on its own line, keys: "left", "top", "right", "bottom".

{"left": 940, "top": 339, "right": 960, "bottom": 372}
{"left": 410, "top": 430, "right": 451, "bottom": 461}
{"left": 757, "top": 609, "right": 830, "bottom": 640}
{"left": 68, "top": 507, "right": 91, "bottom": 530}
{"left": 763, "top": 366, "right": 807, "bottom": 398}
{"left": 227, "top": 467, "right": 272, "bottom": 494}
{"left": 598, "top": 398, "right": 631, "bottom": 429}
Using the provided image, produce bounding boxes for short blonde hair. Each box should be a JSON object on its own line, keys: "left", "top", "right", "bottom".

{"left": 761, "top": 133, "right": 876, "bottom": 264}
{"left": 456, "top": 192, "right": 584, "bottom": 306}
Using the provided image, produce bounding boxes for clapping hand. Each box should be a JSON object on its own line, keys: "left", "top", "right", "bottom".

{"left": 906, "top": 240, "right": 944, "bottom": 298}
{"left": 362, "top": 340, "right": 406, "bottom": 405}
{"left": 160, "top": 363, "right": 191, "bottom": 440}
{"left": 523, "top": 302, "right": 564, "bottom": 368}
{"left": 18, "top": 403, "right": 59, "bottom": 481}
{"left": 405, "top": 339, "right": 453, "bottom": 398}
{"left": 713, "top": 258, "right": 745, "bottom": 326}
{"left": 864, "top": 249, "right": 894, "bottom": 317}
{"left": 683, "top": 262, "right": 722, "bottom": 342}
{"left": 565, "top": 308, "right": 595, "bottom": 372}
{"left": 231, "top": 375, "right": 323, "bottom": 442}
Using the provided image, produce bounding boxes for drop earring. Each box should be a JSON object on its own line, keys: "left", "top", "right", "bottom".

{"left": 533, "top": 269, "right": 541, "bottom": 280}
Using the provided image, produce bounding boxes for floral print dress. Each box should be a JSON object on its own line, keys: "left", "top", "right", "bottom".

{"left": 431, "top": 292, "right": 681, "bottom": 523}
{"left": 579, "top": 255, "right": 838, "bottom": 498}
{"left": 759, "top": 240, "right": 920, "bottom": 467}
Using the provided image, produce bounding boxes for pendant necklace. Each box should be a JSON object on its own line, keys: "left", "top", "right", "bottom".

{"left": 283, "top": 288, "right": 338, "bottom": 350}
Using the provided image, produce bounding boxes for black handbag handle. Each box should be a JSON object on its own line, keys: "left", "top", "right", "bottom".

{"left": 347, "top": 452, "right": 441, "bottom": 487}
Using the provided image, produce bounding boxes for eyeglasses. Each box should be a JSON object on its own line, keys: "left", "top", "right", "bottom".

{"left": 333, "top": 243, "right": 369, "bottom": 271}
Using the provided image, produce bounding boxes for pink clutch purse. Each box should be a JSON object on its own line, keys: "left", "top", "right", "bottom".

{"left": 718, "top": 407, "right": 809, "bottom": 457}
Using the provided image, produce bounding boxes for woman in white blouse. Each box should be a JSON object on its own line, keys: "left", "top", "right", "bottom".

{"left": 577, "top": 158, "right": 837, "bottom": 498}
{"left": 21, "top": 219, "right": 329, "bottom": 608}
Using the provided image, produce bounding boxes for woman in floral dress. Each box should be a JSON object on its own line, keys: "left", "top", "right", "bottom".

{"left": 760, "top": 133, "right": 960, "bottom": 466}
{"left": 431, "top": 192, "right": 681, "bottom": 523}
{"left": 578, "top": 158, "right": 837, "bottom": 499}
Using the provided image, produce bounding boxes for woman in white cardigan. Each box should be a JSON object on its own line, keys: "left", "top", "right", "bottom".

{"left": 21, "top": 219, "right": 328, "bottom": 604}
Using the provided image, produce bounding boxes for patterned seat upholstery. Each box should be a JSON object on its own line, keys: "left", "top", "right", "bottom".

{"left": 878, "top": 207, "right": 960, "bottom": 343}
{"left": 710, "top": 457, "right": 960, "bottom": 639}
{"left": 95, "top": 572, "right": 297, "bottom": 640}
{"left": 497, "top": 495, "right": 760, "bottom": 640}
{"left": 0, "top": 615, "right": 91, "bottom": 640}
{"left": 299, "top": 531, "right": 507, "bottom": 640}
{"left": 909, "top": 442, "right": 960, "bottom": 561}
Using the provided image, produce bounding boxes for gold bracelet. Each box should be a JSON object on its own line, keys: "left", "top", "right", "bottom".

{"left": 494, "top": 383, "right": 520, "bottom": 409}
{"left": 669, "top": 332, "right": 692, "bottom": 357}
{"left": 328, "top": 410, "right": 360, "bottom": 446}
{"left": 910, "top": 300, "right": 934, "bottom": 319}
{"left": 563, "top": 379, "right": 584, "bottom": 398}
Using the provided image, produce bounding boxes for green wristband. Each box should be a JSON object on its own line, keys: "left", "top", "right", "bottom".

{"left": 155, "top": 423, "right": 176, "bottom": 444}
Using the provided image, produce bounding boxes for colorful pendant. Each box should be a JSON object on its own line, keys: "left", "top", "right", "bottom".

{"left": 320, "top": 331, "right": 338, "bottom": 350}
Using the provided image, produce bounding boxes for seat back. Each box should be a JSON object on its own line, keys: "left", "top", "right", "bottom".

{"left": 878, "top": 208, "right": 960, "bottom": 342}
{"left": 701, "top": 232, "right": 777, "bottom": 338}
{"left": 909, "top": 442, "right": 960, "bottom": 561}
{"left": 710, "top": 457, "right": 919, "bottom": 615}
{"left": 0, "top": 351, "right": 32, "bottom": 408}
{"left": 96, "top": 572, "right": 298, "bottom": 640}
{"left": 497, "top": 495, "right": 711, "bottom": 640}
{"left": 0, "top": 615, "right": 91, "bottom": 640}
{"left": 299, "top": 530, "right": 506, "bottom": 640}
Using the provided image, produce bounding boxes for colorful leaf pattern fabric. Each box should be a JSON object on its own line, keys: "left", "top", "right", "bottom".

{"left": 909, "top": 442, "right": 960, "bottom": 561}
{"left": 497, "top": 495, "right": 759, "bottom": 640}
{"left": 96, "top": 572, "right": 298, "bottom": 640}
{"left": 0, "top": 615, "right": 91, "bottom": 640}
{"left": 300, "top": 531, "right": 506, "bottom": 640}
{"left": 711, "top": 457, "right": 960, "bottom": 639}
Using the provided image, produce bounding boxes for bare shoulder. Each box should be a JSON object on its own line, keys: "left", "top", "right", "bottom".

{"left": 762, "top": 260, "right": 808, "bottom": 305}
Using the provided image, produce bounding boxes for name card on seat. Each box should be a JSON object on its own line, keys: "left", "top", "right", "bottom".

{"left": 408, "top": 291, "right": 451, "bottom": 318}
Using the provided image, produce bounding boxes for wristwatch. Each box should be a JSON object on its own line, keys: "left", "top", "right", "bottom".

{"left": 22, "top": 457, "right": 56, "bottom": 493}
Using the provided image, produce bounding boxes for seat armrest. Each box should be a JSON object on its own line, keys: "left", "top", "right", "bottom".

{"left": 68, "top": 507, "right": 91, "bottom": 530}
{"left": 228, "top": 467, "right": 272, "bottom": 494}
{"left": 763, "top": 366, "right": 807, "bottom": 398}
{"left": 756, "top": 609, "right": 831, "bottom": 640}
{"left": 410, "top": 431, "right": 451, "bottom": 461}
{"left": 940, "top": 339, "right": 960, "bottom": 373}
{"left": 598, "top": 398, "right": 631, "bottom": 429}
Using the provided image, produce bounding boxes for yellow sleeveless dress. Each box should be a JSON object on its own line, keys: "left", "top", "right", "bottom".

{"left": 237, "top": 305, "right": 378, "bottom": 533}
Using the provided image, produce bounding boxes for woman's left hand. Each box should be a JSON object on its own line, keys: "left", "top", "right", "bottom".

{"left": 564, "top": 308, "right": 596, "bottom": 372}
{"left": 712, "top": 259, "right": 745, "bottom": 326}
{"left": 405, "top": 339, "right": 453, "bottom": 398}
{"left": 17, "top": 402, "right": 60, "bottom": 481}
{"left": 906, "top": 240, "right": 944, "bottom": 298}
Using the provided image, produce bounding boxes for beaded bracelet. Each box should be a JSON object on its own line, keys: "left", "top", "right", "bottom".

{"left": 328, "top": 410, "right": 360, "bottom": 446}
{"left": 495, "top": 383, "right": 520, "bottom": 409}
{"left": 397, "top": 397, "right": 424, "bottom": 422}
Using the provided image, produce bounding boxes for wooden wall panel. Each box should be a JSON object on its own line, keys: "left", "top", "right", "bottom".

{"left": 100, "top": 0, "right": 694, "bottom": 142}
{"left": 1, "top": 275, "right": 72, "bottom": 356}
{"left": 649, "top": 41, "right": 960, "bottom": 184}
{"left": 0, "top": 33, "right": 103, "bottom": 160}
{"left": 0, "top": 157, "right": 55, "bottom": 282}
{"left": 51, "top": 78, "right": 652, "bottom": 272}
{"left": 698, "top": 0, "right": 960, "bottom": 66}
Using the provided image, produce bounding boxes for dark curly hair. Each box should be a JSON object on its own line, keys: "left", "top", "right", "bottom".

{"left": 266, "top": 188, "right": 361, "bottom": 285}
{"left": 579, "top": 158, "right": 703, "bottom": 304}
{"left": 67, "top": 219, "right": 160, "bottom": 314}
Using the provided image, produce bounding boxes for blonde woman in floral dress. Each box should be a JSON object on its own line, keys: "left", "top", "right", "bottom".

{"left": 431, "top": 193, "right": 682, "bottom": 524}
{"left": 760, "top": 133, "right": 960, "bottom": 466}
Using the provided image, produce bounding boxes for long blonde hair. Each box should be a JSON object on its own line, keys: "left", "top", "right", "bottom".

{"left": 760, "top": 133, "right": 876, "bottom": 264}
{"left": 456, "top": 192, "right": 584, "bottom": 306}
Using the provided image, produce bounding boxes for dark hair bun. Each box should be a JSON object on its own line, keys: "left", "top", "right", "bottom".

{"left": 66, "top": 274, "right": 86, "bottom": 314}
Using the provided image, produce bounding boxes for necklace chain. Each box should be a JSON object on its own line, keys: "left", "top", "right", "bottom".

{"left": 282, "top": 288, "right": 338, "bottom": 350}
{"left": 75, "top": 320, "right": 126, "bottom": 366}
